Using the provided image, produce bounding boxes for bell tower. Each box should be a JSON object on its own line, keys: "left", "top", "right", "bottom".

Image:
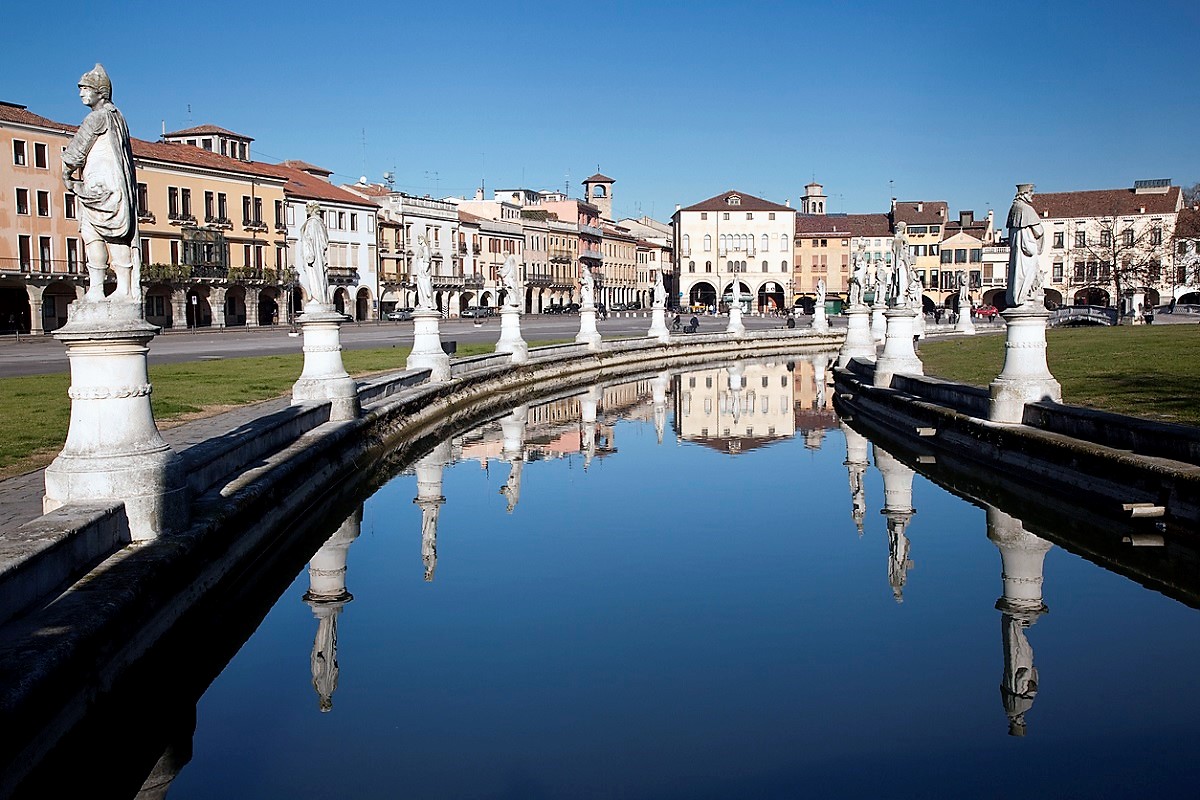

{"left": 582, "top": 172, "right": 615, "bottom": 220}
{"left": 802, "top": 181, "right": 827, "bottom": 215}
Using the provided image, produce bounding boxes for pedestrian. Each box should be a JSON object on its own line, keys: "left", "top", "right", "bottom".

{"left": 1170, "top": 296, "right": 1177, "bottom": 314}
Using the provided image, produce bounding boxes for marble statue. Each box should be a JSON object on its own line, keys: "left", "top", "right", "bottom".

{"left": 653, "top": 270, "right": 666, "bottom": 308}
{"left": 731, "top": 276, "right": 741, "bottom": 308}
{"left": 907, "top": 269, "right": 924, "bottom": 310}
{"left": 500, "top": 254, "right": 520, "bottom": 307}
{"left": 889, "top": 222, "right": 910, "bottom": 306}
{"left": 61, "top": 64, "right": 140, "bottom": 302}
{"left": 815, "top": 278, "right": 827, "bottom": 309}
{"left": 1006, "top": 184, "right": 1045, "bottom": 308}
{"left": 876, "top": 258, "right": 893, "bottom": 305}
{"left": 414, "top": 235, "right": 434, "bottom": 310}
{"left": 580, "top": 264, "right": 595, "bottom": 308}
{"left": 296, "top": 202, "right": 330, "bottom": 307}
{"left": 958, "top": 274, "right": 971, "bottom": 312}
{"left": 849, "top": 248, "right": 867, "bottom": 307}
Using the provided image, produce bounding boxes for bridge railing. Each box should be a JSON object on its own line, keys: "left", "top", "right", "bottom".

{"left": 1049, "top": 305, "right": 1118, "bottom": 326}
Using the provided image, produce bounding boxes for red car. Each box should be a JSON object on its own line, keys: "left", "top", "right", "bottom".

{"left": 973, "top": 305, "right": 999, "bottom": 319}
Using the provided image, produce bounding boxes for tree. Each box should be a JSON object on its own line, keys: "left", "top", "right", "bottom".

{"left": 1183, "top": 181, "right": 1200, "bottom": 208}
{"left": 1065, "top": 209, "right": 1172, "bottom": 309}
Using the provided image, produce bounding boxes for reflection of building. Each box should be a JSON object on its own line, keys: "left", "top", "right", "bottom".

{"left": 673, "top": 361, "right": 796, "bottom": 452}
{"left": 987, "top": 506, "right": 1051, "bottom": 737}
{"left": 874, "top": 444, "right": 916, "bottom": 602}
{"left": 302, "top": 507, "right": 362, "bottom": 712}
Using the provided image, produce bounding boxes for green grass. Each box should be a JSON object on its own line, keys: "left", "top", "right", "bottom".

{"left": 920, "top": 325, "right": 1200, "bottom": 425}
{"left": 0, "top": 340, "right": 561, "bottom": 477}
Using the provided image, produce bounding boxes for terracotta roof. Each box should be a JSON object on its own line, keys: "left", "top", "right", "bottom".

{"left": 458, "top": 210, "right": 486, "bottom": 225}
{"left": 794, "top": 214, "right": 860, "bottom": 236}
{"left": 943, "top": 221, "right": 988, "bottom": 241}
{"left": 343, "top": 182, "right": 392, "bottom": 198}
{"left": 163, "top": 124, "right": 253, "bottom": 141}
{"left": 279, "top": 159, "right": 333, "bottom": 176}
{"left": 679, "top": 190, "right": 793, "bottom": 214}
{"left": 841, "top": 213, "right": 893, "bottom": 238}
{"left": 584, "top": 173, "right": 615, "bottom": 183}
{"left": 269, "top": 164, "right": 378, "bottom": 208}
{"left": 1031, "top": 186, "right": 1182, "bottom": 219}
{"left": 132, "top": 138, "right": 285, "bottom": 180}
{"left": 892, "top": 200, "right": 949, "bottom": 225}
{"left": 0, "top": 101, "right": 76, "bottom": 134}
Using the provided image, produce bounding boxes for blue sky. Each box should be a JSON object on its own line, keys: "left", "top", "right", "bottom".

{"left": 5, "top": 0, "right": 1196, "bottom": 221}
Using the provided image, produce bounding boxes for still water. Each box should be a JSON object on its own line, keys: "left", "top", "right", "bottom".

{"left": 118, "top": 359, "right": 1200, "bottom": 797}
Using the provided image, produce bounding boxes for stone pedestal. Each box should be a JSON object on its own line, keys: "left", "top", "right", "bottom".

{"left": 841, "top": 422, "right": 869, "bottom": 535}
{"left": 647, "top": 305, "right": 669, "bottom": 342}
{"left": 873, "top": 307, "right": 923, "bottom": 388}
{"left": 414, "top": 440, "right": 451, "bottom": 581}
{"left": 838, "top": 304, "right": 876, "bottom": 367}
{"left": 407, "top": 308, "right": 451, "bottom": 382}
{"left": 811, "top": 304, "right": 829, "bottom": 333}
{"left": 870, "top": 299, "right": 887, "bottom": 342}
{"left": 988, "top": 305, "right": 1061, "bottom": 423}
{"left": 725, "top": 305, "right": 745, "bottom": 335}
{"left": 292, "top": 306, "right": 359, "bottom": 421}
{"left": 44, "top": 301, "right": 186, "bottom": 541}
{"left": 576, "top": 305, "right": 602, "bottom": 350}
{"left": 495, "top": 305, "right": 529, "bottom": 364}
{"left": 302, "top": 507, "right": 361, "bottom": 713}
{"left": 956, "top": 308, "right": 977, "bottom": 335}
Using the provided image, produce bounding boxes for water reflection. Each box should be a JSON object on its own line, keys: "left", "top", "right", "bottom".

{"left": 414, "top": 442, "right": 451, "bottom": 581}
{"left": 841, "top": 422, "right": 869, "bottom": 535}
{"left": 302, "top": 507, "right": 360, "bottom": 712}
{"left": 874, "top": 443, "right": 917, "bottom": 602}
{"left": 673, "top": 361, "right": 805, "bottom": 453}
{"left": 499, "top": 406, "right": 528, "bottom": 513}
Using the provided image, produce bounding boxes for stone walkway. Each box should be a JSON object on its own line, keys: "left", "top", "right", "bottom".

{"left": 0, "top": 396, "right": 293, "bottom": 540}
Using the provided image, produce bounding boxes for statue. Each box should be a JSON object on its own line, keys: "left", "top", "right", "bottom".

{"left": 958, "top": 274, "right": 971, "bottom": 313}
{"left": 295, "top": 201, "right": 330, "bottom": 308}
{"left": 865, "top": 258, "right": 879, "bottom": 300}
{"left": 815, "top": 277, "right": 827, "bottom": 309}
{"left": 848, "top": 248, "right": 867, "bottom": 307}
{"left": 730, "top": 276, "right": 741, "bottom": 309}
{"left": 414, "top": 235, "right": 434, "bottom": 311}
{"left": 579, "top": 264, "right": 595, "bottom": 308}
{"left": 61, "top": 64, "right": 140, "bottom": 303}
{"left": 876, "top": 258, "right": 893, "bottom": 306}
{"left": 907, "top": 269, "right": 924, "bottom": 310}
{"left": 500, "top": 254, "right": 520, "bottom": 308}
{"left": 1006, "top": 184, "right": 1045, "bottom": 308}
{"left": 310, "top": 611, "right": 339, "bottom": 712}
{"left": 889, "top": 222, "right": 910, "bottom": 306}
{"left": 1001, "top": 613, "right": 1039, "bottom": 736}
{"left": 652, "top": 270, "right": 666, "bottom": 308}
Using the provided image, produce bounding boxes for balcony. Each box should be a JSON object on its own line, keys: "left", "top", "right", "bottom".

{"left": 328, "top": 267, "right": 359, "bottom": 286}
{"left": 464, "top": 273, "right": 485, "bottom": 289}
{"left": 579, "top": 247, "right": 602, "bottom": 262}
{"left": 526, "top": 271, "right": 553, "bottom": 287}
{"left": 242, "top": 218, "right": 269, "bottom": 233}
{"left": 168, "top": 212, "right": 197, "bottom": 226}
{"left": 458, "top": 243, "right": 468, "bottom": 254}
{"left": 274, "top": 221, "right": 288, "bottom": 234}
{"left": 579, "top": 224, "right": 604, "bottom": 239}
{"left": 549, "top": 248, "right": 573, "bottom": 263}
{"left": 472, "top": 244, "right": 482, "bottom": 255}
{"left": 138, "top": 210, "right": 157, "bottom": 224}
{"left": 434, "top": 274, "right": 465, "bottom": 288}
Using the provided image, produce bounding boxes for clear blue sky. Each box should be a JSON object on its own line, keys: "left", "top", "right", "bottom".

{"left": 5, "top": 0, "right": 1196, "bottom": 221}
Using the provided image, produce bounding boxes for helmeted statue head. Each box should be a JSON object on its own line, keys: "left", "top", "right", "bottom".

{"left": 78, "top": 64, "right": 112, "bottom": 100}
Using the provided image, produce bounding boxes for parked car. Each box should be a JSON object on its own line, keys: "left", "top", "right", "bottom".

{"left": 386, "top": 308, "right": 413, "bottom": 321}
{"left": 610, "top": 302, "right": 628, "bottom": 312}
{"left": 565, "top": 303, "right": 581, "bottom": 314}
{"left": 461, "top": 306, "right": 488, "bottom": 318}
{"left": 973, "top": 305, "right": 999, "bottom": 319}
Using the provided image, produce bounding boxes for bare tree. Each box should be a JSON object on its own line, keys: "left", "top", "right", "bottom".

{"left": 1065, "top": 209, "right": 1172, "bottom": 308}
{"left": 1183, "top": 181, "right": 1200, "bottom": 208}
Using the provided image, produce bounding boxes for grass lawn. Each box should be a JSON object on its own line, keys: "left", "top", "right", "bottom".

{"left": 920, "top": 324, "right": 1199, "bottom": 425}
{"left": 0, "top": 340, "right": 560, "bottom": 478}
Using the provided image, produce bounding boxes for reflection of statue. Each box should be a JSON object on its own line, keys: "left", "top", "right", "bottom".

{"left": 887, "top": 518, "right": 913, "bottom": 603}
{"left": 501, "top": 254, "right": 520, "bottom": 308}
{"left": 1000, "top": 613, "right": 1039, "bottom": 736}
{"left": 653, "top": 270, "right": 666, "bottom": 308}
{"left": 420, "top": 503, "right": 439, "bottom": 581}
{"left": 849, "top": 468, "right": 866, "bottom": 533}
{"left": 849, "top": 249, "right": 867, "bottom": 306}
{"left": 579, "top": 264, "right": 595, "bottom": 308}
{"left": 500, "top": 460, "right": 523, "bottom": 513}
{"left": 310, "top": 611, "right": 339, "bottom": 712}
{"left": 62, "top": 64, "right": 140, "bottom": 302}
{"left": 889, "top": 222, "right": 909, "bottom": 306}
{"left": 414, "top": 235, "right": 434, "bottom": 310}
{"left": 296, "top": 202, "right": 330, "bottom": 307}
{"left": 1006, "top": 184, "right": 1045, "bottom": 308}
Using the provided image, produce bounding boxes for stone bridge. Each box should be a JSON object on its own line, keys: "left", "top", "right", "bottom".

{"left": 1048, "top": 305, "right": 1118, "bottom": 327}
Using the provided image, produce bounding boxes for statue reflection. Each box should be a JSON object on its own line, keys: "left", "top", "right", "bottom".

{"left": 414, "top": 441, "right": 452, "bottom": 581}
{"left": 873, "top": 444, "right": 916, "bottom": 602}
{"left": 987, "top": 505, "right": 1051, "bottom": 737}
{"left": 500, "top": 405, "right": 528, "bottom": 513}
{"left": 841, "top": 422, "right": 869, "bottom": 535}
{"left": 302, "top": 506, "right": 362, "bottom": 713}
{"left": 580, "top": 386, "right": 602, "bottom": 469}
{"left": 652, "top": 371, "right": 670, "bottom": 445}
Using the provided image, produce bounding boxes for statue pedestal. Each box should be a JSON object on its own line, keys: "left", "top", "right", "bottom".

{"left": 725, "top": 305, "right": 745, "bottom": 335}
{"left": 838, "top": 304, "right": 876, "bottom": 367}
{"left": 407, "top": 308, "right": 451, "bottom": 381}
{"left": 647, "top": 305, "right": 669, "bottom": 342}
{"left": 812, "top": 306, "right": 829, "bottom": 333}
{"left": 956, "top": 310, "right": 977, "bottom": 335}
{"left": 873, "top": 307, "right": 923, "bottom": 388}
{"left": 292, "top": 306, "right": 359, "bottom": 421}
{"left": 870, "top": 301, "right": 887, "bottom": 342}
{"left": 43, "top": 301, "right": 187, "bottom": 541}
{"left": 576, "top": 305, "right": 602, "bottom": 349}
{"left": 988, "top": 306, "right": 1060, "bottom": 423}
{"left": 495, "top": 306, "right": 529, "bottom": 364}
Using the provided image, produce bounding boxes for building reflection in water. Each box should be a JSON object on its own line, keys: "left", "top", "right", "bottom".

{"left": 873, "top": 444, "right": 916, "bottom": 602}
{"left": 302, "top": 506, "right": 362, "bottom": 712}
{"left": 673, "top": 361, "right": 805, "bottom": 454}
{"left": 841, "top": 422, "right": 869, "bottom": 535}
{"left": 414, "top": 441, "right": 452, "bottom": 582}
{"left": 987, "top": 505, "right": 1051, "bottom": 737}
{"left": 499, "top": 405, "right": 528, "bottom": 513}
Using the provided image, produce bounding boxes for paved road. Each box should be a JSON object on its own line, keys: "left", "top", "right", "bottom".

{"left": 0, "top": 312, "right": 794, "bottom": 377}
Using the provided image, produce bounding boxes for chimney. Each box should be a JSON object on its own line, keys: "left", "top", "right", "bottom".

{"left": 916, "top": 202, "right": 923, "bottom": 213}
{"left": 785, "top": 199, "right": 791, "bottom": 208}
{"left": 474, "top": 187, "right": 484, "bottom": 200}
{"left": 987, "top": 209, "right": 994, "bottom": 226}
{"left": 959, "top": 210, "right": 974, "bottom": 227}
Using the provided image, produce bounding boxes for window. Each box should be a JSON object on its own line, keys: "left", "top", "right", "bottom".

{"left": 1100, "top": 230, "right": 1112, "bottom": 247}
{"left": 746, "top": 213, "right": 753, "bottom": 220}
{"left": 205, "top": 191, "right": 215, "bottom": 221}
{"left": 1053, "top": 231, "right": 1064, "bottom": 249}
{"left": 218, "top": 193, "right": 228, "bottom": 221}
{"left": 140, "top": 238, "right": 150, "bottom": 265}
{"left": 146, "top": 295, "right": 166, "bottom": 318}
{"left": 689, "top": 260, "right": 695, "bottom": 273}
{"left": 762, "top": 260, "right": 768, "bottom": 272}
{"left": 243, "top": 196, "right": 251, "bottom": 223}
{"left": 1149, "top": 260, "right": 1161, "bottom": 281}
{"left": 682, "top": 234, "right": 690, "bottom": 253}
{"left": 930, "top": 244, "right": 939, "bottom": 256}
{"left": 700, "top": 212, "right": 708, "bottom": 220}
{"left": 705, "top": 261, "right": 712, "bottom": 273}
{"left": 170, "top": 240, "right": 180, "bottom": 265}
{"left": 1075, "top": 231, "right": 1087, "bottom": 247}
{"left": 201, "top": 138, "right": 212, "bottom": 151}
{"left": 1151, "top": 223, "right": 1163, "bottom": 246}
{"left": 940, "top": 249, "right": 952, "bottom": 264}
{"left": 15, "top": 188, "right": 30, "bottom": 215}
{"left": 769, "top": 212, "right": 776, "bottom": 220}
{"left": 1123, "top": 229, "right": 1134, "bottom": 247}
{"left": 66, "top": 238, "right": 79, "bottom": 272}
{"left": 181, "top": 188, "right": 192, "bottom": 218}
{"left": 12, "top": 139, "right": 27, "bottom": 166}
{"left": 34, "top": 143, "right": 48, "bottom": 169}
{"left": 781, "top": 260, "right": 788, "bottom": 272}
{"left": 1073, "top": 262, "right": 1084, "bottom": 281}
{"left": 38, "top": 236, "right": 51, "bottom": 271}
{"left": 761, "top": 234, "right": 769, "bottom": 252}
{"left": 350, "top": 213, "right": 358, "bottom": 232}
{"left": 969, "top": 249, "right": 981, "bottom": 263}
{"left": 254, "top": 197, "right": 263, "bottom": 224}
{"left": 337, "top": 211, "right": 345, "bottom": 229}
{"left": 930, "top": 226, "right": 940, "bottom": 235}
{"left": 703, "top": 234, "right": 711, "bottom": 252}
{"left": 723, "top": 213, "right": 729, "bottom": 220}
{"left": 64, "top": 193, "right": 76, "bottom": 219}
{"left": 36, "top": 190, "right": 50, "bottom": 217}
{"left": 137, "top": 183, "right": 148, "bottom": 212}
{"left": 18, "top": 235, "right": 31, "bottom": 269}
{"left": 275, "top": 200, "right": 284, "bottom": 227}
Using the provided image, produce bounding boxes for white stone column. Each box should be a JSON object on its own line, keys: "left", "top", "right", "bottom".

{"left": 873, "top": 308, "right": 923, "bottom": 388}
{"left": 292, "top": 307, "right": 359, "bottom": 421}
{"left": 988, "top": 305, "right": 1061, "bottom": 423}
{"left": 987, "top": 505, "right": 1051, "bottom": 737}
{"left": 870, "top": 295, "right": 887, "bottom": 342}
{"left": 407, "top": 308, "right": 451, "bottom": 382}
{"left": 956, "top": 306, "right": 977, "bottom": 335}
{"left": 725, "top": 304, "right": 745, "bottom": 335}
{"left": 874, "top": 444, "right": 916, "bottom": 603}
{"left": 495, "top": 305, "right": 529, "bottom": 363}
{"left": 841, "top": 422, "right": 869, "bottom": 535}
{"left": 302, "top": 507, "right": 361, "bottom": 713}
{"left": 44, "top": 302, "right": 187, "bottom": 540}
{"left": 838, "top": 304, "right": 876, "bottom": 367}
{"left": 652, "top": 371, "right": 670, "bottom": 444}
{"left": 576, "top": 303, "right": 602, "bottom": 350}
{"left": 210, "top": 287, "right": 227, "bottom": 328}
{"left": 26, "top": 284, "right": 45, "bottom": 334}
{"left": 647, "top": 305, "right": 669, "bottom": 342}
{"left": 500, "top": 405, "right": 527, "bottom": 513}
{"left": 414, "top": 440, "right": 452, "bottom": 581}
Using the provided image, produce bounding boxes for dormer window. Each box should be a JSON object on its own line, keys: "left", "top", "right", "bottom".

{"left": 727, "top": 195, "right": 741, "bottom": 206}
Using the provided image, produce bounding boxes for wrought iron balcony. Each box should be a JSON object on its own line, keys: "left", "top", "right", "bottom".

{"left": 464, "top": 273, "right": 485, "bottom": 288}
{"left": 328, "top": 267, "right": 359, "bottom": 286}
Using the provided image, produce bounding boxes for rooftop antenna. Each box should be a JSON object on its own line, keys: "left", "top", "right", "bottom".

{"left": 361, "top": 128, "right": 367, "bottom": 179}
{"left": 383, "top": 170, "right": 395, "bottom": 190}
{"left": 564, "top": 169, "right": 570, "bottom": 196}
{"left": 424, "top": 170, "right": 440, "bottom": 195}
{"left": 186, "top": 103, "right": 192, "bottom": 124}
{"left": 160, "top": 120, "right": 165, "bottom": 140}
